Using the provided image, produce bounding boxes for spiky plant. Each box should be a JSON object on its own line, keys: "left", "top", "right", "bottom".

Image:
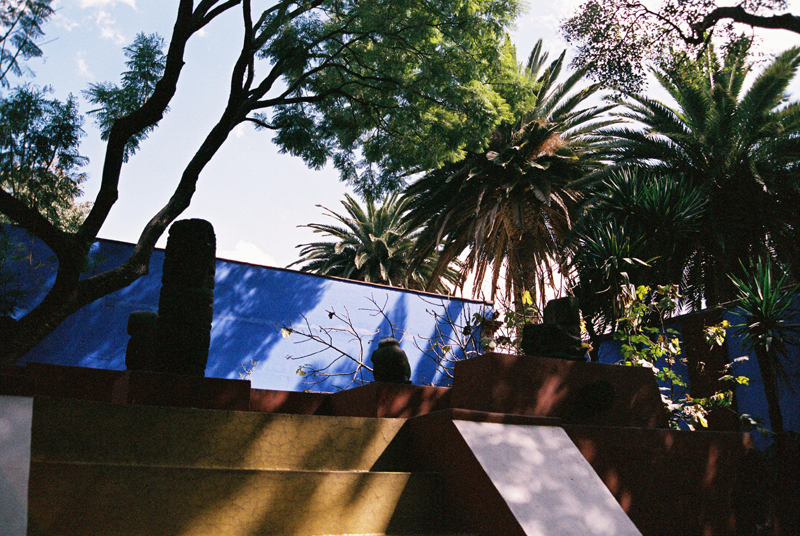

{"left": 601, "top": 42, "right": 800, "bottom": 307}
{"left": 729, "top": 258, "right": 800, "bottom": 436}
{"left": 569, "top": 167, "right": 707, "bottom": 337}
{"left": 290, "top": 192, "right": 459, "bottom": 293}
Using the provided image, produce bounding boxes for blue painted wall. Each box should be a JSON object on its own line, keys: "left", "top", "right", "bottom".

{"left": 721, "top": 309, "right": 800, "bottom": 447}
{"left": 597, "top": 311, "right": 799, "bottom": 447}
{"left": 3, "top": 226, "right": 489, "bottom": 391}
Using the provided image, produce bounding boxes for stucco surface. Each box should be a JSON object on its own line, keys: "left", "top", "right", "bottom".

{"left": 0, "top": 396, "right": 33, "bottom": 536}
{"left": 29, "top": 463, "right": 443, "bottom": 536}
{"left": 454, "top": 420, "right": 642, "bottom": 536}
{"left": 32, "top": 397, "right": 405, "bottom": 471}
{"left": 28, "top": 397, "right": 448, "bottom": 536}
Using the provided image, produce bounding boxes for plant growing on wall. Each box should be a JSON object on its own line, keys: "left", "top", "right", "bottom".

{"left": 615, "top": 283, "right": 754, "bottom": 430}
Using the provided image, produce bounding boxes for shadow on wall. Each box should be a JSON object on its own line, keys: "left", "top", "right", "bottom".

{"left": 8, "top": 226, "right": 490, "bottom": 392}
{"left": 411, "top": 296, "right": 486, "bottom": 387}
{"left": 260, "top": 286, "right": 490, "bottom": 392}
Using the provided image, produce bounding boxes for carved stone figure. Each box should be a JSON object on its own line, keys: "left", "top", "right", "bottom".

{"left": 370, "top": 338, "right": 412, "bottom": 383}
{"left": 520, "top": 296, "right": 586, "bottom": 361}
{"left": 125, "top": 311, "right": 159, "bottom": 371}
{"left": 125, "top": 219, "right": 216, "bottom": 376}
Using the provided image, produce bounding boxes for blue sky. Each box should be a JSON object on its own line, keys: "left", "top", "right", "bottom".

{"left": 16, "top": 0, "right": 800, "bottom": 274}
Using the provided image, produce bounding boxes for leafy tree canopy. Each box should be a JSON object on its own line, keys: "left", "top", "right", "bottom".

{"left": 562, "top": 0, "right": 800, "bottom": 89}
{"left": 84, "top": 33, "right": 168, "bottom": 162}
{"left": 569, "top": 40, "right": 800, "bottom": 333}
{"left": 404, "top": 39, "right": 614, "bottom": 305}
{"left": 0, "top": 85, "right": 89, "bottom": 232}
{"left": 0, "top": 0, "right": 53, "bottom": 86}
{"left": 255, "top": 0, "right": 523, "bottom": 197}
{"left": 0, "top": 0, "right": 524, "bottom": 364}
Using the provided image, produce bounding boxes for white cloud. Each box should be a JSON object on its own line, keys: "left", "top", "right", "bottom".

{"left": 54, "top": 14, "right": 79, "bottom": 32}
{"left": 100, "top": 26, "right": 126, "bottom": 44}
{"left": 233, "top": 124, "right": 246, "bottom": 139}
{"left": 95, "top": 10, "right": 126, "bottom": 44}
{"left": 79, "top": 0, "right": 137, "bottom": 8}
{"left": 76, "top": 53, "right": 93, "bottom": 78}
{"left": 217, "top": 241, "right": 277, "bottom": 267}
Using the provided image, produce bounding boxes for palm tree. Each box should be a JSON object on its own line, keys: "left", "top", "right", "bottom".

{"left": 289, "top": 192, "right": 459, "bottom": 293}
{"left": 601, "top": 42, "right": 800, "bottom": 308}
{"left": 403, "top": 40, "right": 614, "bottom": 305}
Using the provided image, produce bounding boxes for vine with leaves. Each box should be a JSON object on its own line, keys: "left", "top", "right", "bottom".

{"left": 615, "top": 283, "right": 762, "bottom": 431}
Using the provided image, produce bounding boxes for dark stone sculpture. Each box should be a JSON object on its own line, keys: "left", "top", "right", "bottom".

{"left": 370, "top": 338, "right": 412, "bottom": 383}
{"left": 125, "top": 311, "right": 159, "bottom": 371}
{"left": 520, "top": 296, "right": 586, "bottom": 361}
{"left": 125, "top": 219, "right": 216, "bottom": 376}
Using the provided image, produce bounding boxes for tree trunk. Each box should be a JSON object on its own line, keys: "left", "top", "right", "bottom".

{"left": 755, "top": 346, "right": 784, "bottom": 435}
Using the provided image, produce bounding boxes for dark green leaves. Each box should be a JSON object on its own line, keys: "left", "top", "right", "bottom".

{"left": 599, "top": 43, "right": 800, "bottom": 306}
{"left": 0, "top": 0, "right": 54, "bottom": 86}
{"left": 403, "top": 39, "right": 612, "bottom": 303}
{"left": 0, "top": 85, "right": 88, "bottom": 230}
{"left": 83, "top": 33, "right": 167, "bottom": 162}
{"left": 289, "top": 192, "right": 460, "bottom": 293}
{"left": 255, "top": 0, "right": 522, "bottom": 196}
{"left": 729, "top": 258, "right": 800, "bottom": 358}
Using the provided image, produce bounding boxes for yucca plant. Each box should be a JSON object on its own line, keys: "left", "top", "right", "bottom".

{"left": 290, "top": 192, "right": 459, "bottom": 293}
{"left": 729, "top": 258, "right": 800, "bottom": 436}
{"left": 569, "top": 167, "right": 707, "bottom": 338}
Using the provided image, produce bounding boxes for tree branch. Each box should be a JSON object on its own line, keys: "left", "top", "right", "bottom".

{"left": 78, "top": 0, "right": 198, "bottom": 247}
{"left": 0, "top": 188, "right": 70, "bottom": 259}
{"left": 692, "top": 6, "right": 800, "bottom": 38}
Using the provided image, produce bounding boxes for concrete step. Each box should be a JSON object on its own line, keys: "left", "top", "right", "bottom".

{"left": 31, "top": 397, "right": 407, "bottom": 471}
{"left": 27, "top": 461, "right": 447, "bottom": 536}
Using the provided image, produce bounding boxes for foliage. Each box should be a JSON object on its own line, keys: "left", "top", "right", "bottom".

{"left": 404, "top": 39, "right": 614, "bottom": 305}
{"left": 615, "top": 283, "right": 751, "bottom": 430}
{"left": 84, "top": 33, "right": 167, "bottom": 162}
{"left": 729, "top": 257, "right": 800, "bottom": 435}
{"left": 0, "top": 85, "right": 89, "bottom": 232}
{"left": 730, "top": 258, "right": 800, "bottom": 360}
{"left": 474, "top": 288, "right": 540, "bottom": 353}
{"left": 562, "top": 0, "right": 799, "bottom": 89}
{"left": 290, "top": 192, "right": 459, "bottom": 293}
{"left": 0, "top": 229, "right": 28, "bottom": 316}
{"left": 593, "top": 43, "right": 800, "bottom": 307}
{"left": 257, "top": 0, "right": 523, "bottom": 197}
{"left": 569, "top": 167, "right": 706, "bottom": 339}
{"left": 0, "top": 0, "right": 523, "bottom": 365}
{"left": 0, "top": 0, "right": 54, "bottom": 86}
{"left": 238, "top": 359, "right": 260, "bottom": 380}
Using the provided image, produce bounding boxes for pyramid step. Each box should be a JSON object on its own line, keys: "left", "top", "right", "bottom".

{"left": 31, "top": 397, "right": 406, "bottom": 471}
{"left": 28, "top": 461, "right": 448, "bottom": 536}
